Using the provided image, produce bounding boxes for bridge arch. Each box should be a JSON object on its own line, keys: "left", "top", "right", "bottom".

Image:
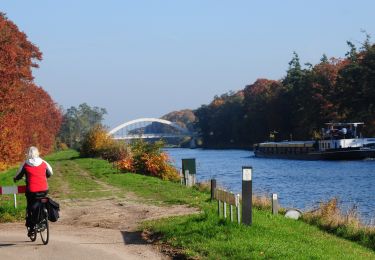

{"left": 108, "top": 117, "right": 190, "bottom": 137}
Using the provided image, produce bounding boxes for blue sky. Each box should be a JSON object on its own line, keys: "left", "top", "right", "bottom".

{"left": 2, "top": 1, "right": 375, "bottom": 128}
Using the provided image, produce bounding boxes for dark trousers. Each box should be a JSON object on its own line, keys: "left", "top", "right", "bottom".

{"left": 25, "top": 191, "right": 48, "bottom": 228}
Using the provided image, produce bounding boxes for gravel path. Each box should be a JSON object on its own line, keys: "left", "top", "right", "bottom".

{"left": 0, "top": 197, "right": 198, "bottom": 259}
{"left": 0, "top": 222, "right": 164, "bottom": 260}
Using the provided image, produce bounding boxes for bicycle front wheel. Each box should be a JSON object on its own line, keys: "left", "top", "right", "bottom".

{"left": 40, "top": 216, "right": 49, "bottom": 245}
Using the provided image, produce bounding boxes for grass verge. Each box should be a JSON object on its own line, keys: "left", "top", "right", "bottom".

{"left": 143, "top": 208, "right": 375, "bottom": 259}
{"left": 303, "top": 198, "right": 375, "bottom": 252}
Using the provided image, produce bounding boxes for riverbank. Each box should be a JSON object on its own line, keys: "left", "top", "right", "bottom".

{"left": 1, "top": 150, "right": 375, "bottom": 259}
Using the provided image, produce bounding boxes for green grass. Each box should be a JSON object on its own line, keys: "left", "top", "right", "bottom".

{"left": 145, "top": 208, "right": 375, "bottom": 259}
{"left": 48, "top": 155, "right": 118, "bottom": 199}
{"left": 0, "top": 161, "right": 27, "bottom": 222}
{"left": 75, "top": 157, "right": 208, "bottom": 206}
{"left": 1, "top": 150, "right": 375, "bottom": 259}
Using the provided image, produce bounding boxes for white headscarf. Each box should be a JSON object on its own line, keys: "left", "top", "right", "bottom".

{"left": 25, "top": 146, "right": 43, "bottom": 166}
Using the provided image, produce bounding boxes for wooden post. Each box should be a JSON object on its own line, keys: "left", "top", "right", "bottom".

{"left": 211, "top": 179, "right": 216, "bottom": 201}
{"left": 230, "top": 205, "right": 233, "bottom": 222}
{"left": 192, "top": 174, "right": 196, "bottom": 186}
{"left": 223, "top": 201, "right": 227, "bottom": 219}
{"left": 272, "top": 193, "right": 279, "bottom": 215}
{"left": 218, "top": 200, "right": 221, "bottom": 216}
{"left": 184, "top": 170, "right": 190, "bottom": 186}
{"left": 242, "top": 166, "right": 252, "bottom": 225}
{"left": 13, "top": 194, "right": 17, "bottom": 208}
{"left": 236, "top": 194, "right": 240, "bottom": 223}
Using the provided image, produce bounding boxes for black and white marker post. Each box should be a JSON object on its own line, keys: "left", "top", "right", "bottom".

{"left": 242, "top": 166, "right": 252, "bottom": 226}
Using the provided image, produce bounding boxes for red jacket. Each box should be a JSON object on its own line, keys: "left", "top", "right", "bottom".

{"left": 14, "top": 158, "right": 53, "bottom": 193}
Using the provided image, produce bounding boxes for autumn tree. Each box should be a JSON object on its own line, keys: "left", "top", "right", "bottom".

{"left": 0, "top": 12, "right": 42, "bottom": 86}
{"left": 161, "top": 109, "right": 197, "bottom": 132}
{"left": 0, "top": 13, "right": 62, "bottom": 170}
{"left": 336, "top": 40, "right": 375, "bottom": 135}
{"left": 197, "top": 90, "right": 248, "bottom": 148}
{"left": 243, "top": 79, "right": 288, "bottom": 143}
{"left": 308, "top": 58, "right": 347, "bottom": 130}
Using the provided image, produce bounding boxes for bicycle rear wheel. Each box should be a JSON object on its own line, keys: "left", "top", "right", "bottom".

{"left": 39, "top": 213, "right": 49, "bottom": 245}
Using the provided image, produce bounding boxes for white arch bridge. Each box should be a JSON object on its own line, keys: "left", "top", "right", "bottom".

{"left": 108, "top": 118, "right": 194, "bottom": 140}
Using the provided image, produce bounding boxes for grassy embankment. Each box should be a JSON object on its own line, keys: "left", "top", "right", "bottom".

{"left": 1, "top": 150, "right": 375, "bottom": 259}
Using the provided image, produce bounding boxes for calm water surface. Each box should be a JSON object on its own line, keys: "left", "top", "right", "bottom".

{"left": 165, "top": 148, "right": 375, "bottom": 223}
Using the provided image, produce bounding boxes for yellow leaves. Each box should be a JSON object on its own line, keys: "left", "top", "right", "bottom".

{"left": 0, "top": 161, "right": 8, "bottom": 172}
{"left": 80, "top": 125, "right": 114, "bottom": 157}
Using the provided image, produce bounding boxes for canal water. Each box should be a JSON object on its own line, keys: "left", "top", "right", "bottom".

{"left": 165, "top": 148, "right": 375, "bottom": 223}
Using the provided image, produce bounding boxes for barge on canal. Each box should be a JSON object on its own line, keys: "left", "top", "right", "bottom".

{"left": 254, "top": 123, "right": 375, "bottom": 160}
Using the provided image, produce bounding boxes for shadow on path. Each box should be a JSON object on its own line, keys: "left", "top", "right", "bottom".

{"left": 121, "top": 231, "right": 149, "bottom": 245}
{"left": 0, "top": 243, "right": 16, "bottom": 247}
{"left": 0, "top": 240, "right": 41, "bottom": 247}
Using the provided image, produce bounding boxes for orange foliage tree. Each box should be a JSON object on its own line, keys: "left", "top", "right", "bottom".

{"left": 0, "top": 13, "right": 62, "bottom": 170}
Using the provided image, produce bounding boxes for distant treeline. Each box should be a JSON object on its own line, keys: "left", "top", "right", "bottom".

{"left": 194, "top": 38, "right": 375, "bottom": 148}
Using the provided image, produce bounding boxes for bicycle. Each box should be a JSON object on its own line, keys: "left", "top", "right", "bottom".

{"left": 27, "top": 197, "right": 49, "bottom": 245}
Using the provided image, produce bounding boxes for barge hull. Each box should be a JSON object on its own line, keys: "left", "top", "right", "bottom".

{"left": 255, "top": 149, "right": 375, "bottom": 160}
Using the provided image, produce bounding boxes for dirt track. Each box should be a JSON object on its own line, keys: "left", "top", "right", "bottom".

{"left": 0, "top": 197, "right": 198, "bottom": 259}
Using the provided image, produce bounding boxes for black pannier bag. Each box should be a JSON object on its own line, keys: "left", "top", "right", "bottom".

{"left": 47, "top": 198, "right": 60, "bottom": 222}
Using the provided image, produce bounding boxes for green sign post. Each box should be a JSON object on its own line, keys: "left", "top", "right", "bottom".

{"left": 182, "top": 158, "right": 196, "bottom": 186}
{"left": 182, "top": 158, "right": 196, "bottom": 175}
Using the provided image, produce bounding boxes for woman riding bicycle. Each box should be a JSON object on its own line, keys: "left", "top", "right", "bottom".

{"left": 13, "top": 146, "right": 53, "bottom": 236}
